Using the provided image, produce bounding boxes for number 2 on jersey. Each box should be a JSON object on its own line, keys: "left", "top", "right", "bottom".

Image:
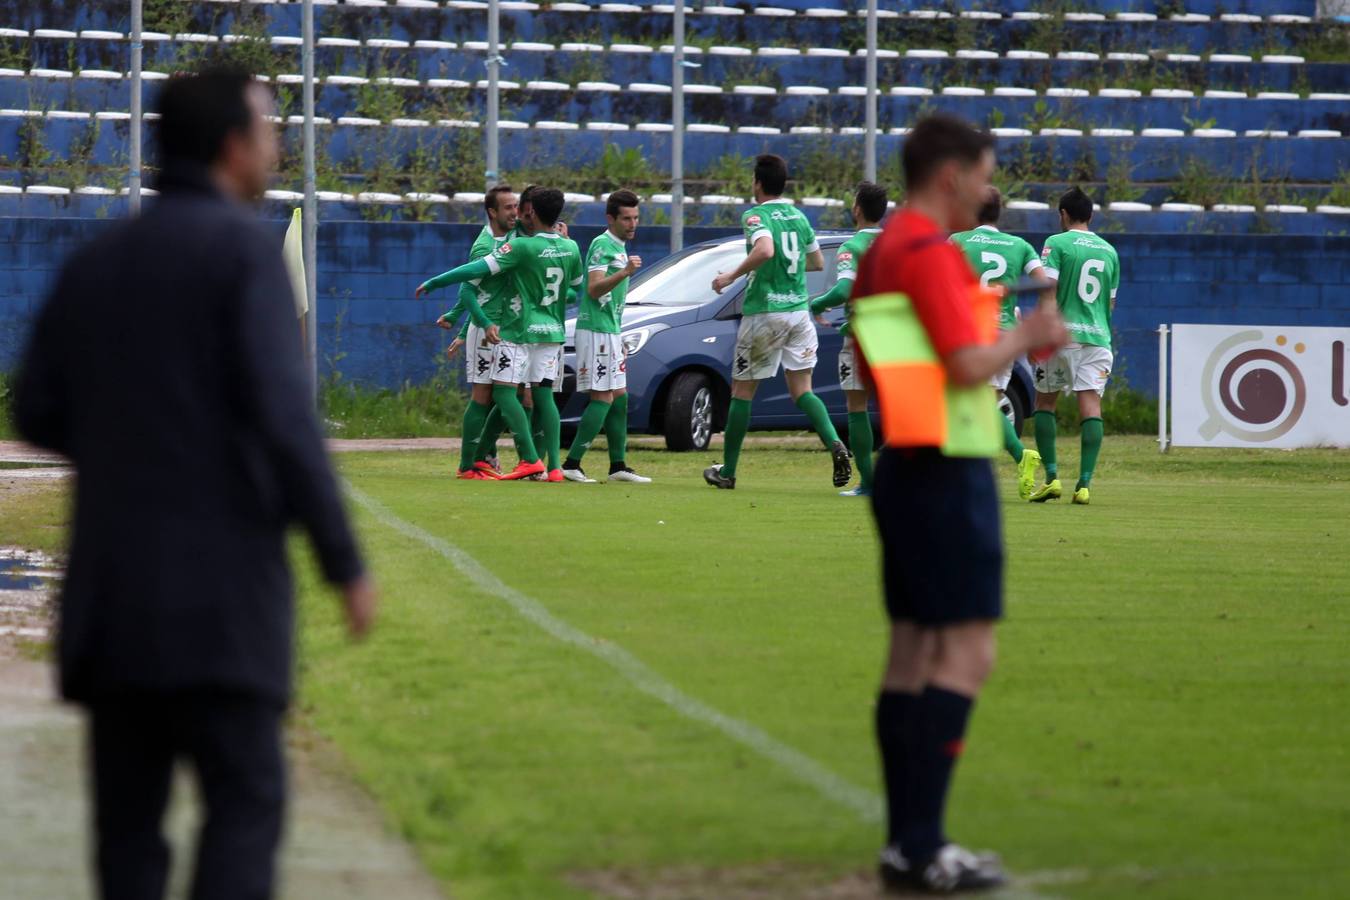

{"left": 979, "top": 251, "right": 1008, "bottom": 289}
{"left": 542, "top": 267, "right": 563, "bottom": 306}
{"left": 779, "top": 232, "right": 801, "bottom": 275}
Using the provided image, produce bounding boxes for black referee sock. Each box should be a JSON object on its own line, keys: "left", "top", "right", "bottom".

{"left": 875, "top": 690, "right": 916, "bottom": 847}
{"left": 901, "top": 686, "right": 974, "bottom": 865}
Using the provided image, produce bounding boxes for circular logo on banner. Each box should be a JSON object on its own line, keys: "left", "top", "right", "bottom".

{"left": 1198, "top": 330, "right": 1307, "bottom": 442}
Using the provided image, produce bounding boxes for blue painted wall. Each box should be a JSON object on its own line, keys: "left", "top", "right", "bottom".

{"left": 3, "top": 216, "right": 1347, "bottom": 396}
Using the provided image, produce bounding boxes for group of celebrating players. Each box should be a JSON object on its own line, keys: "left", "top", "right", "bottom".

{"left": 418, "top": 150, "right": 1120, "bottom": 505}
{"left": 417, "top": 185, "right": 653, "bottom": 484}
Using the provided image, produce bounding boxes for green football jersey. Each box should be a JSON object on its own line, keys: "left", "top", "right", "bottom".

{"left": 951, "top": 225, "right": 1043, "bottom": 330}
{"left": 1041, "top": 229, "right": 1120, "bottom": 349}
{"left": 740, "top": 199, "right": 820, "bottom": 316}
{"left": 576, "top": 229, "right": 630, "bottom": 334}
{"left": 828, "top": 226, "right": 881, "bottom": 337}
{"left": 467, "top": 226, "right": 516, "bottom": 325}
{"left": 484, "top": 231, "right": 583, "bottom": 344}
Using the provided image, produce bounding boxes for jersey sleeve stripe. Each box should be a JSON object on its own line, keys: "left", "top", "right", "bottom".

{"left": 483, "top": 255, "right": 502, "bottom": 275}
{"left": 1042, "top": 267, "right": 1060, "bottom": 280}
{"left": 1024, "top": 259, "right": 1043, "bottom": 274}
{"left": 837, "top": 270, "right": 857, "bottom": 281}
{"left": 748, "top": 228, "right": 771, "bottom": 244}
{"left": 587, "top": 264, "right": 610, "bottom": 273}
{"left": 805, "top": 239, "right": 821, "bottom": 253}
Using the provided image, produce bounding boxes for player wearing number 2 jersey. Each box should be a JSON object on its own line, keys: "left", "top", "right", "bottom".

{"left": 950, "top": 187, "right": 1048, "bottom": 500}
{"left": 704, "top": 154, "right": 852, "bottom": 491}
{"left": 1029, "top": 187, "right": 1120, "bottom": 505}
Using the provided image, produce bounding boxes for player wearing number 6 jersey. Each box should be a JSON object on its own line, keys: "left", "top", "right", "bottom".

{"left": 951, "top": 187, "right": 1048, "bottom": 500}
{"left": 1029, "top": 187, "right": 1120, "bottom": 505}
{"left": 704, "top": 154, "right": 852, "bottom": 490}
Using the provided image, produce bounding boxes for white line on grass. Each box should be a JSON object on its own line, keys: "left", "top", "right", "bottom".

{"left": 345, "top": 482, "right": 885, "bottom": 826}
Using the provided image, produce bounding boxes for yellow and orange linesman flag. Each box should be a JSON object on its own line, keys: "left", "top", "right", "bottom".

{"left": 282, "top": 207, "right": 307, "bottom": 320}
{"left": 850, "top": 286, "right": 1003, "bottom": 458}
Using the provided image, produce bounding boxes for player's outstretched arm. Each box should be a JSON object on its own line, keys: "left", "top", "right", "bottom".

{"left": 809, "top": 278, "right": 852, "bottom": 318}
{"left": 416, "top": 260, "right": 492, "bottom": 328}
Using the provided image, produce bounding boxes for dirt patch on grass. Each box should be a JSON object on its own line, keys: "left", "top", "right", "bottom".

{"left": 569, "top": 863, "right": 892, "bottom": 900}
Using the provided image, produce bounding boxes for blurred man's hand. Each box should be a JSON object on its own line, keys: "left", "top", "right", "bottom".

{"left": 485, "top": 324, "right": 502, "bottom": 344}
{"left": 1020, "top": 304, "right": 1069, "bottom": 352}
{"left": 446, "top": 337, "right": 464, "bottom": 359}
{"left": 342, "top": 574, "right": 378, "bottom": 640}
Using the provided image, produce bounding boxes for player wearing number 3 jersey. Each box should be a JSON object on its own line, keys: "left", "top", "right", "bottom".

{"left": 1029, "top": 187, "right": 1121, "bottom": 505}
{"left": 703, "top": 154, "right": 853, "bottom": 491}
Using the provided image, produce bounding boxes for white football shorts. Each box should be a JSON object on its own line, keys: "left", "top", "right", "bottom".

{"left": 733, "top": 310, "right": 819, "bottom": 382}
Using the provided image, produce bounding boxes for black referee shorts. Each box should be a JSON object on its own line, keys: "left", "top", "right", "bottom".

{"left": 870, "top": 447, "right": 1004, "bottom": 625}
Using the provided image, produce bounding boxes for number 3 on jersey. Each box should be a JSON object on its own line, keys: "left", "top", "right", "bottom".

{"left": 1077, "top": 258, "right": 1106, "bottom": 305}
{"left": 542, "top": 267, "right": 563, "bottom": 306}
{"left": 780, "top": 232, "right": 801, "bottom": 275}
{"left": 978, "top": 251, "right": 1008, "bottom": 289}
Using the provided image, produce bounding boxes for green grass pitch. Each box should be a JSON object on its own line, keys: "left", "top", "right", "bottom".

{"left": 289, "top": 436, "right": 1345, "bottom": 899}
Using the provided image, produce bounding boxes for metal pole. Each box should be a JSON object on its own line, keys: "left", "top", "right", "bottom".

{"left": 485, "top": 0, "right": 500, "bottom": 189}
{"left": 864, "top": 0, "right": 877, "bottom": 183}
{"left": 129, "top": 0, "right": 142, "bottom": 213}
{"left": 303, "top": 0, "right": 318, "bottom": 398}
{"left": 1157, "top": 324, "right": 1169, "bottom": 453}
{"left": 671, "top": 1, "right": 685, "bottom": 253}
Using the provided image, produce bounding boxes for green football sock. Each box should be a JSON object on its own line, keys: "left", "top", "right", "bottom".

{"left": 1002, "top": 412, "right": 1025, "bottom": 464}
{"left": 1078, "top": 417, "right": 1103, "bottom": 490}
{"left": 459, "top": 401, "right": 490, "bottom": 471}
{"left": 473, "top": 404, "right": 504, "bottom": 463}
{"left": 847, "top": 411, "right": 875, "bottom": 490}
{"left": 491, "top": 385, "right": 538, "bottom": 463}
{"left": 722, "top": 397, "right": 752, "bottom": 479}
{"left": 567, "top": 398, "right": 612, "bottom": 464}
{"left": 795, "top": 391, "right": 841, "bottom": 447}
{"left": 1034, "top": 409, "right": 1058, "bottom": 480}
{"left": 532, "top": 386, "right": 562, "bottom": 471}
{"left": 605, "top": 392, "right": 629, "bottom": 465}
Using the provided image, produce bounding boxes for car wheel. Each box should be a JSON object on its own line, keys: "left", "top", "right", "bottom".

{"left": 1001, "top": 385, "right": 1028, "bottom": 436}
{"left": 664, "top": 371, "right": 716, "bottom": 452}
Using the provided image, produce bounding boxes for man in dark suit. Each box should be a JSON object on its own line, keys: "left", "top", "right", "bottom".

{"left": 13, "top": 69, "right": 377, "bottom": 900}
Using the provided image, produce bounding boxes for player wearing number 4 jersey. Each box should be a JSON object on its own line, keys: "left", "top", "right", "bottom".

{"left": 704, "top": 154, "right": 852, "bottom": 491}
{"left": 563, "top": 190, "right": 652, "bottom": 484}
{"left": 950, "top": 187, "right": 1049, "bottom": 500}
{"left": 1030, "top": 187, "right": 1120, "bottom": 505}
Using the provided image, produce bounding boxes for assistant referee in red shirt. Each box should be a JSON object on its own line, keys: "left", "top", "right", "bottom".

{"left": 850, "top": 115, "right": 1068, "bottom": 893}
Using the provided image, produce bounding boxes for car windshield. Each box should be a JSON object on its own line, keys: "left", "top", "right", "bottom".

{"left": 625, "top": 243, "right": 750, "bottom": 307}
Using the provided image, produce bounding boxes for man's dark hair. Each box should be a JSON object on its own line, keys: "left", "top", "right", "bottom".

{"left": 606, "top": 189, "right": 640, "bottom": 218}
{"left": 485, "top": 183, "right": 513, "bottom": 212}
{"left": 1059, "top": 186, "right": 1094, "bottom": 224}
{"left": 977, "top": 186, "right": 1002, "bottom": 225}
{"left": 854, "top": 181, "right": 888, "bottom": 223}
{"left": 530, "top": 187, "right": 565, "bottom": 226}
{"left": 518, "top": 184, "right": 538, "bottom": 208}
{"left": 901, "top": 114, "right": 995, "bottom": 191}
{"left": 155, "top": 68, "right": 258, "bottom": 166}
{"left": 753, "top": 154, "right": 788, "bottom": 196}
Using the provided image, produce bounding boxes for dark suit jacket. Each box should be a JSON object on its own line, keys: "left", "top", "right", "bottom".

{"left": 14, "top": 163, "right": 363, "bottom": 706}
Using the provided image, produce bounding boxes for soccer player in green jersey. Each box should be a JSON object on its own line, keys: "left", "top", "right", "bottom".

{"left": 562, "top": 189, "right": 653, "bottom": 484}
{"left": 517, "top": 188, "right": 584, "bottom": 482}
{"left": 809, "top": 181, "right": 886, "bottom": 497}
{"left": 437, "top": 184, "right": 517, "bottom": 479}
{"left": 704, "top": 154, "right": 852, "bottom": 490}
{"left": 1029, "top": 187, "right": 1121, "bottom": 505}
{"left": 416, "top": 188, "right": 582, "bottom": 481}
{"left": 950, "top": 186, "right": 1049, "bottom": 500}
